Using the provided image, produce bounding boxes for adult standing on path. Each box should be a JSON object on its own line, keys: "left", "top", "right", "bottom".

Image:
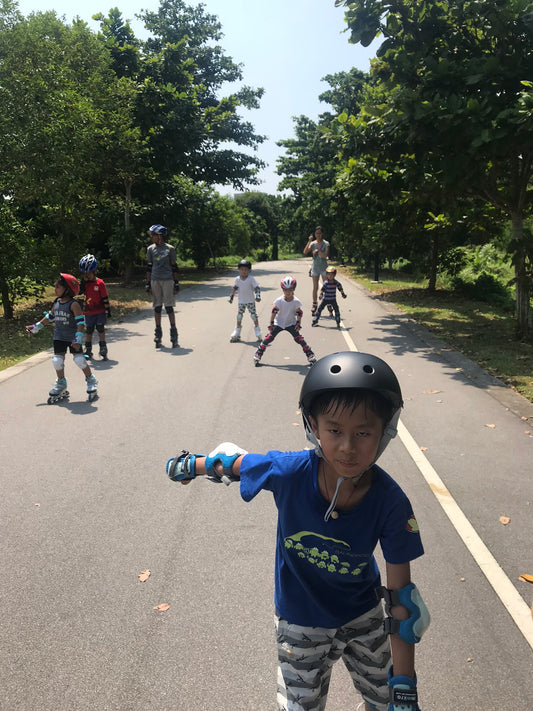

{"left": 145, "top": 224, "right": 180, "bottom": 349}
{"left": 303, "top": 226, "right": 330, "bottom": 315}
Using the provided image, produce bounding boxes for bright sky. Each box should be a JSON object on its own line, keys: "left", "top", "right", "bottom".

{"left": 17, "top": 0, "right": 377, "bottom": 194}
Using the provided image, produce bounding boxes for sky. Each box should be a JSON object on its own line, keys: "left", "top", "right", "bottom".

{"left": 17, "top": 0, "right": 378, "bottom": 194}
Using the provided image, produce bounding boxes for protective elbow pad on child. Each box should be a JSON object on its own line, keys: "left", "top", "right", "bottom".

{"left": 204, "top": 442, "right": 247, "bottom": 485}
{"left": 377, "top": 582, "right": 430, "bottom": 644}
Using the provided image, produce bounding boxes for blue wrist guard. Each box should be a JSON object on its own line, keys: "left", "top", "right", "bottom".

{"left": 73, "top": 331, "right": 84, "bottom": 345}
{"left": 43, "top": 310, "right": 55, "bottom": 321}
{"left": 388, "top": 668, "right": 419, "bottom": 710}
{"left": 377, "top": 583, "right": 430, "bottom": 644}
{"left": 166, "top": 451, "right": 204, "bottom": 481}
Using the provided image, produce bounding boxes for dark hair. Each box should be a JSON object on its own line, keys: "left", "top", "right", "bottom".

{"left": 315, "top": 226, "right": 323, "bottom": 232}
{"left": 309, "top": 388, "right": 394, "bottom": 427}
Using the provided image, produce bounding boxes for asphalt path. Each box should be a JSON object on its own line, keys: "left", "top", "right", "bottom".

{"left": 1, "top": 258, "right": 532, "bottom": 711}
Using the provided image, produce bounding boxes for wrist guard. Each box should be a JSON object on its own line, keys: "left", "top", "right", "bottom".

{"left": 173, "top": 280, "right": 180, "bottom": 291}
{"left": 73, "top": 331, "right": 84, "bottom": 345}
{"left": 377, "top": 583, "right": 430, "bottom": 644}
{"left": 27, "top": 322, "right": 44, "bottom": 334}
{"left": 145, "top": 281, "right": 151, "bottom": 293}
{"left": 388, "top": 668, "right": 419, "bottom": 710}
{"left": 166, "top": 451, "right": 204, "bottom": 481}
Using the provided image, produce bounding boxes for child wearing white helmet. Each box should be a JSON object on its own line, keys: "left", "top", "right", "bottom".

{"left": 253, "top": 275, "right": 316, "bottom": 367}
{"left": 228, "top": 259, "right": 262, "bottom": 343}
{"left": 145, "top": 224, "right": 180, "bottom": 348}
{"left": 165, "top": 351, "right": 429, "bottom": 711}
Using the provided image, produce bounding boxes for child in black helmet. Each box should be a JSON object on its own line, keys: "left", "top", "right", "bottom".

{"left": 165, "top": 351, "right": 429, "bottom": 711}
{"left": 228, "top": 259, "right": 262, "bottom": 342}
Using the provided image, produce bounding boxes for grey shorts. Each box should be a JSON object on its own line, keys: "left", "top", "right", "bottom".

{"left": 151, "top": 279, "right": 175, "bottom": 308}
{"left": 275, "top": 602, "right": 391, "bottom": 711}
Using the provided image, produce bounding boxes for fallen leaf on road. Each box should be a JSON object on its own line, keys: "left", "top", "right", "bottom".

{"left": 466, "top": 657, "right": 473, "bottom": 663}
{"left": 138, "top": 570, "right": 151, "bottom": 583}
{"left": 153, "top": 603, "right": 170, "bottom": 612}
{"left": 34, "top": 503, "right": 40, "bottom": 507}
{"left": 422, "top": 390, "right": 441, "bottom": 394}
{"left": 519, "top": 574, "right": 533, "bottom": 583}
{"left": 420, "top": 446, "right": 428, "bottom": 451}
{"left": 292, "top": 423, "right": 299, "bottom": 427}
{"left": 485, "top": 424, "right": 496, "bottom": 429}
{"left": 499, "top": 516, "right": 511, "bottom": 525}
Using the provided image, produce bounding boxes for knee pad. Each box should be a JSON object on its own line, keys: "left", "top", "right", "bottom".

{"left": 85, "top": 324, "right": 95, "bottom": 335}
{"left": 73, "top": 353, "right": 87, "bottom": 370}
{"left": 52, "top": 354, "right": 65, "bottom": 372}
{"left": 154, "top": 305, "right": 163, "bottom": 314}
{"left": 165, "top": 306, "right": 174, "bottom": 315}
{"left": 377, "top": 583, "right": 430, "bottom": 644}
{"left": 96, "top": 323, "right": 105, "bottom": 333}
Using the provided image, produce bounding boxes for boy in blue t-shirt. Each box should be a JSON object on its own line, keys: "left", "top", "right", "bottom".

{"left": 165, "top": 352, "right": 429, "bottom": 711}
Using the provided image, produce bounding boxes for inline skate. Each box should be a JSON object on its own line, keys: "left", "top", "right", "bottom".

{"left": 99, "top": 341, "right": 108, "bottom": 360}
{"left": 170, "top": 326, "right": 179, "bottom": 348}
{"left": 230, "top": 326, "right": 241, "bottom": 343}
{"left": 254, "top": 325, "right": 262, "bottom": 342}
{"left": 154, "top": 325, "right": 162, "bottom": 348}
{"left": 47, "top": 378, "right": 69, "bottom": 405}
{"left": 86, "top": 375, "right": 98, "bottom": 402}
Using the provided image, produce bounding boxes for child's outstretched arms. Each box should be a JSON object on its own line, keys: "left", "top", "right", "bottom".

{"left": 166, "top": 442, "right": 247, "bottom": 486}
{"left": 26, "top": 310, "right": 54, "bottom": 333}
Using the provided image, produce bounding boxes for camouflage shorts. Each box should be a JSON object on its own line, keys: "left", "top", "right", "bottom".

{"left": 275, "top": 602, "right": 391, "bottom": 711}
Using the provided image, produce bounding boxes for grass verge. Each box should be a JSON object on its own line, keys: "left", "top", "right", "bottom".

{"left": 343, "top": 267, "right": 533, "bottom": 404}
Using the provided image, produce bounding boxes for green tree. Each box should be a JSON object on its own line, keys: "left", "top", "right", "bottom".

{"left": 336, "top": 0, "right": 533, "bottom": 337}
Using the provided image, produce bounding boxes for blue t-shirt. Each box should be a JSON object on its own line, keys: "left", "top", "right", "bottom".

{"left": 240, "top": 449, "right": 424, "bottom": 628}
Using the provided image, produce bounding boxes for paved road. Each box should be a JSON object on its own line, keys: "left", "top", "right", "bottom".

{"left": 1, "top": 259, "right": 532, "bottom": 710}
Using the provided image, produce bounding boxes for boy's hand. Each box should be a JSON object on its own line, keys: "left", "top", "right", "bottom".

{"left": 294, "top": 321, "right": 301, "bottom": 332}
{"left": 268, "top": 323, "right": 274, "bottom": 333}
{"left": 341, "top": 292, "right": 347, "bottom": 299}
{"left": 26, "top": 322, "right": 43, "bottom": 334}
{"left": 388, "top": 670, "right": 419, "bottom": 711}
{"left": 167, "top": 451, "right": 205, "bottom": 482}
{"left": 229, "top": 294, "right": 234, "bottom": 304}
{"left": 144, "top": 281, "right": 151, "bottom": 293}
{"left": 205, "top": 442, "right": 247, "bottom": 485}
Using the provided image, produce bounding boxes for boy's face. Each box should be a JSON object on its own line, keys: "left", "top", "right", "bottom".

{"left": 84, "top": 271, "right": 96, "bottom": 281}
{"left": 282, "top": 288, "right": 295, "bottom": 301}
{"left": 309, "top": 402, "right": 383, "bottom": 480}
{"left": 326, "top": 272, "right": 335, "bottom": 281}
{"left": 239, "top": 266, "right": 250, "bottom": 278}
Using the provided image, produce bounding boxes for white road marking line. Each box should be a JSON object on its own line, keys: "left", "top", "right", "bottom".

{"left": 341, "top": 326, "right": 533, "bottom": 650}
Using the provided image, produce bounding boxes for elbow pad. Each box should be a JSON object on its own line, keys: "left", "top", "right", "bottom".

{"left": 377, "top": 583, "right": 430, "bottom": 644}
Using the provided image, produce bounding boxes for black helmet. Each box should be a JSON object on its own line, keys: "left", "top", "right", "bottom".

{"left": 238, "top": 259, "right": 252, "bottom": 270}
{"left": 299, "top": 351, "right": 403, "bottom": 459}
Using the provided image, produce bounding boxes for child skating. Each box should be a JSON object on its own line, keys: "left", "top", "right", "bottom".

{"left": 165, "top": 351, "right": 429, "bottom": 711}
{"left": 78, "top": 254, "right": 111, "bottom": 359}
{"left": 145, "top": 224, "right": 180, "bottom": 348}
{"left": 26, "top": 273, "right": 98, "bottom": 403}
{"left": 229, "top": 259, "right": 262, "bottom": 342}
{"left": 254, "top": 275, "right": 316, "bottom": 367}
{"left": 312, "top": 266, "right": 347, "bottom": 328}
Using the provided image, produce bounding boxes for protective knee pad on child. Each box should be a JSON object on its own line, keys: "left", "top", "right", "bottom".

{"left": 154, "top": 305, "right": 163, "bottom": 314}
{"left": 165, "top": 306, "right": 174, "bottom": 315}
{"left": 85, "top": 324, "right": 96, "bottom": 335}
{"left": 52, "top": 354, "right": 65, "bottom": 372}
{"left": 96, "top": 323, "right": 105, "bottom": 334}
{"left": 377, "top": 582, "right": 430, "bottom": 644}
{"left": 73, "top": 353, "right": 87, "bottom": 370}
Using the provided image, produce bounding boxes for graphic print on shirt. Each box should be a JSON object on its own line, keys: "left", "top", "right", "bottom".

{"left": 284, "top": 531, "right": 369, "bottom": 577}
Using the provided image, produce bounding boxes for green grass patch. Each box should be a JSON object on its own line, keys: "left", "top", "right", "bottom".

{"left": 341, "top": 267, "right": 533, "bottom": 404}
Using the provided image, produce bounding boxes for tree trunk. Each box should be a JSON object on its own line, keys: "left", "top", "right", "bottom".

{"left": 0, "top": 270, "right": 14, "bottom": 319}
{"left": 427, "top": 233, "right": 439, "bottom": 293}
{"left": 122, "top": 178, "right": 134, "bottom": 285}
{"left": 511, "top": 212, "right": 530, "bottom": 340}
